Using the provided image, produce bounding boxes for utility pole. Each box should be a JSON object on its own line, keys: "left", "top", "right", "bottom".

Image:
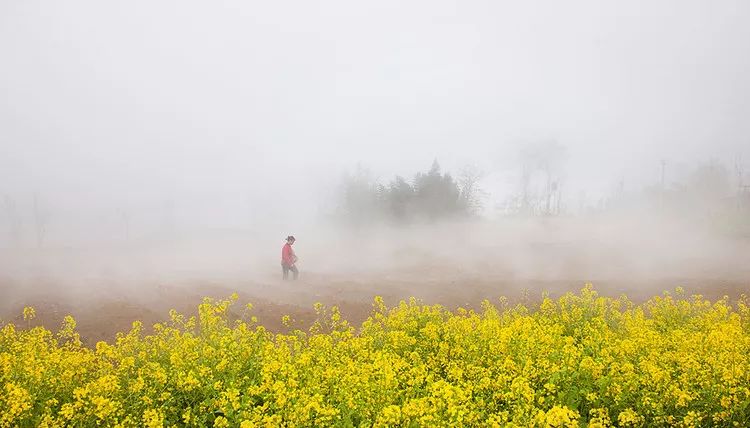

{"left": 658, "top": 159, "right": 667, "bottom": 212}
{"left": 660, "top": 159, "right": 666, "bottom": 190}
{"left": 735, "top": 156, "right": 746, "bottom": 212}
{"left": 32, "top": 193, "right": 46, "bottom": 249}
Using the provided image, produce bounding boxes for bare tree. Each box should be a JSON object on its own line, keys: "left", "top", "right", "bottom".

{"left": 3, "top": 195, "right": 22, "bottom": 248}
{"left": 458, "top": 165, "right": 485, "bottom": 215}
{"left": 517, "top": 140, "right": 567, "bottom": 216}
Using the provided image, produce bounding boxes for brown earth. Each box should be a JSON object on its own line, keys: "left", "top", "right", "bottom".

{"left": 3, "top": 219, "right": 749, "bottom": 346}
{"left": 2, "top": 270, "right": 748, "bottom": 347}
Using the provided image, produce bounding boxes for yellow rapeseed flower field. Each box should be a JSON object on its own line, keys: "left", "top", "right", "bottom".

{"left": 2, "top": 285, "right": 750, "bottom": 427}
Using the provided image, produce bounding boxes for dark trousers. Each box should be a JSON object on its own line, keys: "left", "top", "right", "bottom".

{"left": 282, "top": 264, "right": 299, "bottom": 280}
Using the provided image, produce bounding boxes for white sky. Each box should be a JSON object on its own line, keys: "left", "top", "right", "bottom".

{"left": 1, "top": 0, "right": 749, "bottom": 234}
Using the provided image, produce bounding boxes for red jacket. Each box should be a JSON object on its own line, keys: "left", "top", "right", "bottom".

{"left": 281, "top": 243, "right": 297, "bottom": 267}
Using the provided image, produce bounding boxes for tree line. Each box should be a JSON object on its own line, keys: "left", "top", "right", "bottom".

{"left": 339, "top": 160, "right": 482, "bottom": 225}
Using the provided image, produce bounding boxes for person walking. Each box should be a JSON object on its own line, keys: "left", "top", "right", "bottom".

{"left": 281, "top": 235, "right": 299, "bottom": 280}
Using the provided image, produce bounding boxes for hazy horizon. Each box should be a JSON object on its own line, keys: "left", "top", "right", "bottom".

{"left": 2, "top": 0, "right": 750, "bottom": 243}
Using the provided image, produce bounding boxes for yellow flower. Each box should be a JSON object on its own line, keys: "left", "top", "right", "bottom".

{"left": 0, "top": 382, "right": 32, "bottom": 426}
{"left": 541, "top": 405, "right": 579, "bottom": 427}
{"left": 142, "top": 409, "right": 163, "bottom": 428}
{"left": 375, "top": 405, "right": 402, "bottom": 426}
{"left": 2, "top": 287, "right": 750, "bottom": 426}
{"left": 617, "top": 408, "right": 642, "bottom": 426}
{"left": 23, "top": 306, "right": 36, "bottom": 321}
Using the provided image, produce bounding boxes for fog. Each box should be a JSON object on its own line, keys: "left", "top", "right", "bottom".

{"left": 1, "top": 1, "right": 749, "bottom": 338}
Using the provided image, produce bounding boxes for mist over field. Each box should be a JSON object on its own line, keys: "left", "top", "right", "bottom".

{"left": 1, "top": 0, "right": 749, "bottom": 341}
